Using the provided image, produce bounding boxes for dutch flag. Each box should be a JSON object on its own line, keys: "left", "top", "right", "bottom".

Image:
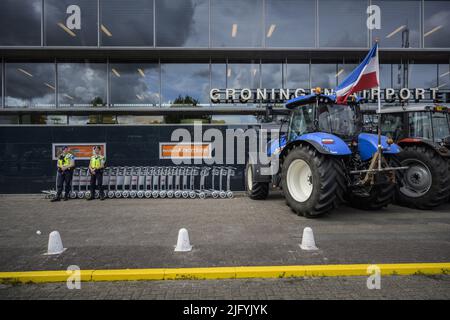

{"left": 335, "top": 43, "right": 380, "bottom": 104}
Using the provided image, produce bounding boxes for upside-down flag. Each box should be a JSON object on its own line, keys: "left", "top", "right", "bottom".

{"left": 335, "top": 42, "right": 379, "bottom": 104}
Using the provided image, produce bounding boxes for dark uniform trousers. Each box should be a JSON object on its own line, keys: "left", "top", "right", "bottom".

{"left": 90, "top": 169, "right": 104, "bottom": 198}
{"left": 57, "top": 169, "right": 73, "bottom": 198}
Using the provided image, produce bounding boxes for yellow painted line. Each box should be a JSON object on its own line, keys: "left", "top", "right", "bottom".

{"left": 0, "top": 263, "right": 449, "bottom": 284}
{"left": 0, "top": 270, "right": 94, "bottom": 284}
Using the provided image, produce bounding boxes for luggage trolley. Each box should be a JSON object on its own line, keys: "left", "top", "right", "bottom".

{"left": 152, "top": 167, "right": 161, "bottom": 198}
{"left": 209, "top": 166, "right": 221, "bottom": 199}
{"left": 166, "top": 167, "right": 175, "bottom": 198}
{"left": 225, "top": 167, "right": 236, "bottom": 199}
{"left": 137, "top": 166, "right": 147, "bottom": 199}
{"left": 174, "top": 167, "right": 183, "bottom": 198}
{"left": 107, "top": 167, "right": 117, "bottom": 198}
{"left": 144, "top": 167, "right": 154, "bottom": 198}
{"left": 114, "top": 166, "right": 126, "bottom": 198}
{"left": 195, "top": 166, "right": 210, "bottom": 199}
{"left": 122, "top": 167, "right": 133, "bottom": 198}
{"left": 129, "top": 166, "right": 140, "bottom": 198}
{"left": 77, "top": 167, "right": 90, "bottom": 199}
{"left": 159, "top": 167, "right": 168, "bottom": 198}
{"left": 181, "top": 167, "right": 191, "bottom": 198}
{"left": 69, "top": 167, "right": 81, "bottom": 199}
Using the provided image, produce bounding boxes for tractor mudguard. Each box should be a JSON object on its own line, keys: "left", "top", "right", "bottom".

{"left": 358, "top": 133, "right": 401, "bottom": 161}
{"left": 397, "top": 138, "right": 450, "bottom": 158}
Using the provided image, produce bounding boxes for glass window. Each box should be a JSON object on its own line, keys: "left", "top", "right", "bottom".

{"left": 110, "top": 62, "right": 160, "bottom": 107}
{"left": 408, "top": 64, "right": 438, "bottom": 88}
{"left": 0, "top": 0, "right": 41, "bottom": 46}
{"left": 211, "top": 0, "right": 263, "bottom": 47}
{"left": 432, "top": 112, "right": 450, "bottom": 141}
{"left": 116, "top": 115, "right": 164, "bottom": 124}
{"left": 372, "top": 0, "right": 421, "bottom": 48}
{"left": 393, "top": 62, "right": 408, "bottom": 89}
{"left": 409, "top": 112, "right": 432, "bottom": 140}
{"left": 21, "top": 115, "right": 67, "bottom": 125}
{"left": 45, "top": 0, "right": 98, "bottom": 46}
{"left": 58, "top": 61, "right": 107, "bottom": 107}
{"left": 261, "top": 63, "right": 282, "bottom": 88}
{"left": 438, "top": 64, "right": 450, "bottom": 89}
{"left": 68, "top": 115, "right": 116, "bottom": 124}
{"left": 100, "top": 0, "right": 154, "bottom": 47}
{"left": 211, "top": 62, "right": 227, "bottom": 105}
{"left": 265, "top": 0, "right": 315, "bottom": 47}
{"left": 424, "top": 0, "right": 450, "bottom": 48}
{"left": 319, "top": 0, "right": 368, "bottom": 47}
{"left": 161, "top": 63, "right": 210, "bottom": 106}
{"left": 0, "top": 116, "right": 19, "bottom": 125}
{"left": 227, "top": 62, "right": 260, "bottom": 89}
{"left": 285, "top": 63, "right": 310, "bottom": 89}
{"left": 379, "top": 64, "right": 392, "bottom": 88}
{"left": 156, "top": 0, "right": 208, "bottom": 47}
{"left": 337, "top": 62, "right": 358, "bottom": 85}
{"left": 381, "top": 114, "right": 404, "bottom": 140}
{"left": 311, "top": 63, "right": 337, "bottom": 90}
{"left": 5, "top": 62, "right": 56, "bottom": 108}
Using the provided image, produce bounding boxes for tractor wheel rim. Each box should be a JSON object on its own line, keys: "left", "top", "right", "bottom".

{"left": 400, "top": 159, "right": 432, "bottom": 198}
{"left": 287, "top": 159, "right": 313, "bottom": 203}
{"left": 247, "top": 166, "right": 253, "bottom": 191}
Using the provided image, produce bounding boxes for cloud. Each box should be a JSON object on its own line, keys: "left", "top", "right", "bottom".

{"left": 0, "top": 0, "right": 41, "bottom": 45}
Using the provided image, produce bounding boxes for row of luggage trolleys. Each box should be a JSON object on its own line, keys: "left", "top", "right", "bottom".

{"left": 57, "top": 166, "right": 237, "bottom": 200}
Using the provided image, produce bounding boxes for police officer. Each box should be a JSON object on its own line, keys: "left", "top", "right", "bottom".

{"left": 87, "top": 145, "right": 106, "bottom": 201}
{"left": 51, "top": 146, "right": 75, "bottom": 202}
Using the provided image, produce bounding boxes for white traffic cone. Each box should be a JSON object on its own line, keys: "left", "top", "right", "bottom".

{"left": 45, "top": 231, "right": 66, "bottom": 255}
{"left": 174, "top": 228, "right": 192, "bottom": 252}
{"left": 300, "top": 227, "right": 318, "bottom": 250}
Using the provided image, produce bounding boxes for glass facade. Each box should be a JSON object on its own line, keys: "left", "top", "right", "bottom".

{"left": 0, "top": 0, "right": 449, "bottom": 49}
{"left": 100, "top": 0, "right": 154, "bottom": 47}
{"left": 1, "top": 59, "right": 449, "bottom": 108}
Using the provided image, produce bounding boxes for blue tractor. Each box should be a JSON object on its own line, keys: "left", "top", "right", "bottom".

{"left": 245, "top": 89, "right": 405, "bottom": 218}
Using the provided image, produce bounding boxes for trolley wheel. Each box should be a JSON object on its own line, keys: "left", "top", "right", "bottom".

{"left": 144, "top": 191, "right": 152, "bottom": 198}
{"left": 77, "top": 192, "right": 85, "bottom": 199}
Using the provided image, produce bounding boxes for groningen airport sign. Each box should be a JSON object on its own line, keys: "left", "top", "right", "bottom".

{"left": 210, "top": 88, "right": 450, "bottom": 104}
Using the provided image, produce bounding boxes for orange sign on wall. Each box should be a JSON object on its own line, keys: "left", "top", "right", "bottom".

{"left": 159, "top": 143, "right": 212, "bottom": 159}
{"left": 52, "top": 143, "right": 106, "bottom": 160}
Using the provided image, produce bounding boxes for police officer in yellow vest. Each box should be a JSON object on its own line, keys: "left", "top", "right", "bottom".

{"left": 87, "top": 145, "right": 106, "bottom": 201}
{"left": 51, "top": 146, "right": 75, "bottom": 202}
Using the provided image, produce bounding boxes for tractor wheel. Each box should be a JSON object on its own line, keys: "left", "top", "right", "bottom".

{"left": 396, "top": 145, "right": 450, "bottom": 209}
{"left": 347, "top": 155, "right": 401, "bottom": 210}
{"left": 281, "top": 144, "right": 345, "bottom": 218}
{"left": 245, "top": 162, "right": 269, "bottom": 200}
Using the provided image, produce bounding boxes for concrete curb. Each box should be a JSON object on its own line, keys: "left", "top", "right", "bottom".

{"left": 1, "top": 263, "right": 449, "bottom": 284}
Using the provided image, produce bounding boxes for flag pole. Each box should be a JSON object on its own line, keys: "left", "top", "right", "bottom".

{"left": 375, "top": 40, "right": 382, "bottom": 170}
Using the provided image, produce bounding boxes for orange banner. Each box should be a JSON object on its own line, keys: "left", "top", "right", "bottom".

{"left": 160, "top": 143, "right": 211, "bottom": 159}
{"left": 53, "top": 143, "right": 106, "bottom": 160}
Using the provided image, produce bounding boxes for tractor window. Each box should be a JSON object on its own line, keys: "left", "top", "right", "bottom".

{"left": 381, "top": 114, "right": 404, "bottom": 141}
{"left": 289, "top": 104, "right": 314, "bottom": 138}
{"left": 431, "top": 112, "right": 450, "bottom": 142}
{"left": 409, "top": 112, "right": 433, "bottom": 140}
{"left": 318, "top": 104, "right": 357, "bottom": 138}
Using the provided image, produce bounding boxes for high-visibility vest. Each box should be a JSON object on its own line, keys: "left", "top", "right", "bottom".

{"left": 58, "top": 153, "right": 73, "bottom": 167}
{"left": 90, "top": 155, "right": 104, "bottom": 170}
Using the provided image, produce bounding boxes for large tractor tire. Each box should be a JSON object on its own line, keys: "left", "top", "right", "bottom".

{"left": 396, "top": 145, "right": 450, "bottom": 209}
{"left": 245, "top": 162, "right": 269, "bottom": 200}
{"left": 347, "top": 155, "right": 401, "bottom": 210}
{"left": 280, "top": 144, "right": 345, "bottom": 218}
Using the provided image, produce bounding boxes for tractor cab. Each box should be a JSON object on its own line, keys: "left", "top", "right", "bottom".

{"left": 285, "top": 91, "right": 362, "bottom": 144}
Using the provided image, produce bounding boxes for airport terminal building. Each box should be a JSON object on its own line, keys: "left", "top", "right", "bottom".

{"left": 0, "top": 0, "right": 449, "bottom": 193}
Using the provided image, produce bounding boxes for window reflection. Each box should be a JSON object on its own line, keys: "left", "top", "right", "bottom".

{"left": 337, "top": 63, "right": 358, "bottom": 85}
{"left": 319, "top": 0, "right": 368, "bottom": 47}
{"left": 438, "top": 64, "right": 450, "bottom": 89}
{"left": 372, "top": 0, "right": 421, "bottom": 48}
{"left": 211, "top": 0, "right": 263, "bottom": 47}
{"left": 100, "top": 0, "right": 154, "bottom": 47}
{"left": 110, "top": 62, "right": 160, "bottom": 107}
{"left": 265, "top": 0, "right": 315, "bottom": 47}
{"left": 0, "top": 0, "right": 41, "bottom": 46}
{"left": 424, "top": 0, "right": 450, "bottom": 48}
{"left": 408, "top": 64, "right": 438, "bottom": 88}
{"left": 227, "top": 62, "right": 260, "bottom": 88}
{"left": 161, "top": 63, "right": 210, "bottom": 106}
{"left": 58, "top": 61, "right": 107, "bottom": 107}
{"left": 45, "top": 0, "right": 98, "bottom": 46}
{"left": 5, "top": 62, "right": 56, "bottom": 108}
{"left": 285, "top": 63, "right": 310, "bottom": 89}
{"left": 21, "top": 115, "right": 67, "bottom": 125}
{"left": 156, "top": 0, "right": 208, "bottom": 47}
{"left": 311, "top": 64, "right": 337, "bottom": 89}
{"left": 261, "top": 63, "right": 282, "bottom": 88}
